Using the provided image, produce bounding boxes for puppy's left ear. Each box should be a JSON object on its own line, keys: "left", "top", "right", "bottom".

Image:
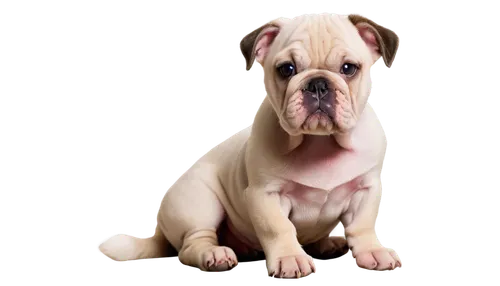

{"left": 348, "top": 15, "right": 399, "bottom": 67}
{"left": 240, "top": 18, "right": 287, "bottom": 70}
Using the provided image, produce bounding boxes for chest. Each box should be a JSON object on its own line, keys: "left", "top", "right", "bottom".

{"left": 278, "top": 176, "right": 364, "bottom": 243}
{"left": 280, "top": 135, "right": 379, "bottom": 191}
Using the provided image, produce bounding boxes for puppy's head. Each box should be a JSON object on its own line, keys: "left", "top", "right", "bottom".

{"left": 241, "top": 14, "right": 399, "bottom": 136}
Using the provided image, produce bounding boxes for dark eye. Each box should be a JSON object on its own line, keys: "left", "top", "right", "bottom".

{"left": 277, "top": 63, "right": 296, "bottom": 78}
{"left": 340, "top": 63, "right": 358, "bottom": 77}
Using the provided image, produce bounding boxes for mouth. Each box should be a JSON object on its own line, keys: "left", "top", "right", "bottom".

{"left": 301, "top": 109, "right": 335, "bottom": 133}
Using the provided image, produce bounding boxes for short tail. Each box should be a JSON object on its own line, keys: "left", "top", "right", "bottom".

{"left": 99, "top": 226, "right": 177, "bottom": 261}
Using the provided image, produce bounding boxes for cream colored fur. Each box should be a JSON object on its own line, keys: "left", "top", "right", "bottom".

{"left": 100, "top": 13, "right": 400, "bottom": 278}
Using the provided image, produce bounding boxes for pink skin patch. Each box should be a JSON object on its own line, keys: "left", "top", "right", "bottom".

{"left": 356, "top": 24, "right": 381, "bottom": 59}
{"left": 358, "top": 27, "right": 378, "bottom": 49}
{"left": 255, "top": 28, "right": 279, "bottom": 64}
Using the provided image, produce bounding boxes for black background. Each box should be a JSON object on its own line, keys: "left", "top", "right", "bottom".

{"left": 93, "top": 1, "right": 425, "bottom": 283}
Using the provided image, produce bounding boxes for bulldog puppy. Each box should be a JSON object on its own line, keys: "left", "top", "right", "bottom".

{"left": 99, "top": 13, "right": 400, "bottom": 278}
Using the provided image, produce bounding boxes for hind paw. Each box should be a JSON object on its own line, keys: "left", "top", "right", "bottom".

{"left": 202, "top": 246, "right": 238, "bottom": 271}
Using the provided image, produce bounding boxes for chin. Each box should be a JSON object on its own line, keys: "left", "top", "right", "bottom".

{"left": 301, "top": 129, "right": 336, "bottom": 136}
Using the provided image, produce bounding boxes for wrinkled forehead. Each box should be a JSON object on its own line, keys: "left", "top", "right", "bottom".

{"left": 271, "top": 14, "right": 370, "bottom": 67}
{"left": 279, "top": 14, "right": 356, "bottom": 45}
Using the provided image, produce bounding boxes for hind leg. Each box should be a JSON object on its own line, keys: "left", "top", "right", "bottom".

{"left": 157, "top": 165, "right": 238, "bottom": 271}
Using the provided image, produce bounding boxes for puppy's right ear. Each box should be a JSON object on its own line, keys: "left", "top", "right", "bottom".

{"left": 240, "top": 19, "right": 286, "bottom": 70}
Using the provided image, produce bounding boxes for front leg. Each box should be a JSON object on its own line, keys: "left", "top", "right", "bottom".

{"left": 245, "top": 183, "right": 315, "bottom": 278}
{"left": 341, "top": 173, "right": 402, "bottom": 271}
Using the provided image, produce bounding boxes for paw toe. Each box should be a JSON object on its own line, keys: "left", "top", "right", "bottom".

{"left": 269, "top": 254, "right": 315, "bottom": 279}
{"left": 208, "top": 261, "right": 231, "bottom": 271}
{"left": 356, "top": 252, "right": 378, "bottom": 270}
{"left": 356, "top": 248, "right": 401, "bottom": 271}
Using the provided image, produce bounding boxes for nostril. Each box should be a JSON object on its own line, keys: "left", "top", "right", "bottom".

{"left": 306, "top": 82, "right": 316, "bottom": 93}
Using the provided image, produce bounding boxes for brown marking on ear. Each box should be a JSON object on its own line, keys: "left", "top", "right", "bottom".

{"left": 348, "top": 14, "right": 399, "bottom": 67}
{"left": 240, "top": 23, "right": 280, "bottom": 70}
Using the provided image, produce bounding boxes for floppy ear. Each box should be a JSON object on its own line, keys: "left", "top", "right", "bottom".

{"left": 240, "top": 19, "right": 285, "bottom": 70}
{"left": 348, "top": 14, "right": 399, "bottom": 67}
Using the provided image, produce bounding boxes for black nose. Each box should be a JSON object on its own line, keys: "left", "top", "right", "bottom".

{"left": 305, "top": 78, "right": 329, "bottom": 99}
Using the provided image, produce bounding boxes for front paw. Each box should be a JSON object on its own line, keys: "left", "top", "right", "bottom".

{"left": 355, "top": 248, "right": 401, "bottom": 271}
{"left": 267, "top": 254, "right": 316, "bottom": 278}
